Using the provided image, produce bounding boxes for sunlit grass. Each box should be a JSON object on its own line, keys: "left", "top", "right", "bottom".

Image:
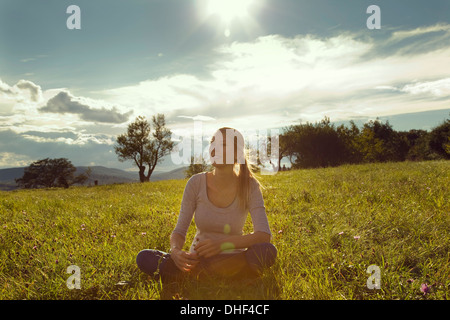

{"left": 0, "top": 160, "right": 449, "bottom": 300}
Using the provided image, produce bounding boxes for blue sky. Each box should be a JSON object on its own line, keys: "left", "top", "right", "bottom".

{"left": 0, "top": 0, "right": 449, "bottom": 170}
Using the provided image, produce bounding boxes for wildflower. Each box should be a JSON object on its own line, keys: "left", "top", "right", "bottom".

{"left": 338, "top": 232, "right": 344, "bottom": 235}
{"left": 278, "top": 230, "right": 283, "bottom": 234}
{"left": 354, "top": 235, "right": 360, "bottom": 240}
{"left": 32, "top": 245, "right": 37, "bottom": 250}
{"left": 173, "top": 293, "right": 188, "bottom": 300}
{"left": 420, "top": 283, "right": 430, "bottom": 295}
{"left": 141, "top": 232, "right": 147, "bottom": 236}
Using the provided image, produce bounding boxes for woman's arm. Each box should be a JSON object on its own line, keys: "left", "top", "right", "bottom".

{"left": 226, "top": 231, "right": 271, "bottom": 250}
{"left": 169, "top": 232, "right": 186, "bottom": 252}
{"left": 194, "top": 231, "right": 271, "bottom": 258}
{"left": 169, "top": 175, "right": 201, "bottom": 271}
{"left": 170, "top": 232, "right": 199, "bottom": 272}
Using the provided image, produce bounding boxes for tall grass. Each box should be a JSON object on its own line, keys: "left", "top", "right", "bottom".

{"left": 0, "top": 161, "right": 448, "bottom": 300}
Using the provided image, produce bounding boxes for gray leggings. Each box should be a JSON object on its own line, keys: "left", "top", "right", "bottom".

{"left": 136, "top": 242, "right": 277, "bottom": 282}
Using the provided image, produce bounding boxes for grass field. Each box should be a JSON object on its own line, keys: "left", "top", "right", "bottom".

{"left": 0, "top": 160, "right": 449, "bottom": 300}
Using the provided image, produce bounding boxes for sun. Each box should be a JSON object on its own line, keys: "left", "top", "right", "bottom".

{"left": 206, "top": 0, "right": 254, "bottom": 23}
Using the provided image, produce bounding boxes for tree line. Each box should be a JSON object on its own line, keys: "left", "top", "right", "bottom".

{"left": 278, "top": 116, "right": 450, "bottom": 169}
{"left": 14, "top": 113, "right": 449, "bottom": 189}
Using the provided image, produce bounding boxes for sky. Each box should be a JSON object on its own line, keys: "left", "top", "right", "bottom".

{"left": 0, "top": 0, "right": 450, "bottom": 171}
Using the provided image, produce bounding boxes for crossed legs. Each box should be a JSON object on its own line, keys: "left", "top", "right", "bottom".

{"left": 136, "top": 242, "right": 277, "bottom": 282}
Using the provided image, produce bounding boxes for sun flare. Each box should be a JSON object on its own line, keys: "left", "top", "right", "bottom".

{"left": 206, "top": 0, "right": 254, "bottom": 23}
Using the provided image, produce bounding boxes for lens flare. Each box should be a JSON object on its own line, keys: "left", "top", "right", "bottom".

{"left": 206, "top": 0, "right": 254, "bottom": 23}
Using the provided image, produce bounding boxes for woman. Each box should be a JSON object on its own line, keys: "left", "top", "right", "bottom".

{"left": 136, "top": 127, "right": 277, "bottom": 282}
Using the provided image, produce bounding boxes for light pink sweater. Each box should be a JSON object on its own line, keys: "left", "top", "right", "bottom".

{"left": 172, "top": 172, "right": 272, "bottom": 253}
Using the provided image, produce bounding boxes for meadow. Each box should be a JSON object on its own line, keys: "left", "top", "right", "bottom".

{"left": 0, "top": 160, "right": 448, "bottom": 300}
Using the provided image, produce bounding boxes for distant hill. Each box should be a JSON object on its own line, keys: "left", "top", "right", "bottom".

{"left": 75, "top": 166, "right": 139, "bottom": 186}
{"left": 0, "top": 167, "right": 25, "bottom": 191}
{"left": 0, "top": 166, "right": 188, "bottom": 191}
{"left": 151, "top": 166, "right": 188, "bottom": 181}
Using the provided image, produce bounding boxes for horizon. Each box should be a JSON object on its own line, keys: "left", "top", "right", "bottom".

{"left": 1, "top": 0, "right": 450, "bottom": 170}
{"left": 0, "top": 108, "right": 448, "bottom": 173}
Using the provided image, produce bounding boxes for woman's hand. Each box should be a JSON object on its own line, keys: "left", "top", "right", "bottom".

{"left": 195, "top": 239, "right": 234, "bottom": 258}
{"left": 170, "top": 248, "right": 199, "bottom": 272}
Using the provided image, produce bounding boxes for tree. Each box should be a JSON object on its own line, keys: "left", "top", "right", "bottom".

{"left": 287, "top": 117, "right": 347, "bottom": 168}
{"left": 16, "top": 158, "right": 90, "bottom": 189}
{"left": 277, "top": 130, "right": 294, "bottom": 170}
{"left": 428, "top": 119, "right": 450, "bottom": 159}
{"left": 403, "top": 129, "right": 434, "bottom": 161}
{"left": 114, "top": 114, "right": 175, "bottom": 182}
{"left": 356, "top": 119, "right": 408, "bottom": 163}
{"left": 337, "top": 120, "right": 363, "bottom": 164}
{"left": 185, "top": 155, "right": 211, "bottom": 178}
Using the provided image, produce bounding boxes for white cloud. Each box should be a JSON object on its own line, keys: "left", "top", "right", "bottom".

{"left": 0, "top": 152, "right": 32, "bottom": 168}
{"left": 375, "top": 85, "right": 400, "bottom": 91}
{"left": 0, "top": 79, "right": 44, "bottom": 120}
{"left": 401, "top": 78, "right": 450, "bottom": 96}
{"left": 0, "top": 78, "right": 43, "bottom": 104}
{"left": 178, "top": 115, "right": 216, "bottom": 122}
{"left": 40, "top": 91, "right": 133, "bottom": 124}
{"left": 20, "top": 58, "right": 36, "bottom": 63}
{"left": 2, "top": 23, "right": 450, "bottom": 169}
{"left": 15, "top": 80, "right": 43, "bottom": 102}
{"left": 96, "top": 27, "right": 450, "bottom": 128}
{"left": 20, "top": 132, "right": 115, "bottom": 146}
{"left": 98, "top": 75, "right": 212, "bottom": 116}
{"left": 390, "top": 23, "right": 450, "bottom": 41}
{"left": 96, "top": 34, "right": 377, "bottom": 128}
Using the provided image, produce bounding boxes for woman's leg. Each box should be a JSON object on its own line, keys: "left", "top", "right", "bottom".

{"left": 193, "top": 253, "right": 248, "bottom": 279}
{"left": 194, "top": 242, "right": 277, "bottom": 279}
{"left": 244, "top": 242, "right": 277, "bottom": 274}
{"left": 136, "top": 249, "right": 184, "bottom": 282}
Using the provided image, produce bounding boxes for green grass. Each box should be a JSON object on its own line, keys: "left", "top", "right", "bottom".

{"left": 1, "top": 160, "right": 449, "bottom": 300}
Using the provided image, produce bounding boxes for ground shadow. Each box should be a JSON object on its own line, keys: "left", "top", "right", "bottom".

{"left": 158, "top": 271, "right": 282, "bottom": 300}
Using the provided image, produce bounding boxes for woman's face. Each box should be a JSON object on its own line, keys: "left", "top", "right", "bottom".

{"left": 209, "top": 129, "right": 245, "bottom": 167}
{"left": 210, "top": 135, "right": 231, "bottom": 167}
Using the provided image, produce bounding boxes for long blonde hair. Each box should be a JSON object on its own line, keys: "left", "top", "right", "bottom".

{"left": 210, "top": 127, "right": 262, "bottom": 211}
